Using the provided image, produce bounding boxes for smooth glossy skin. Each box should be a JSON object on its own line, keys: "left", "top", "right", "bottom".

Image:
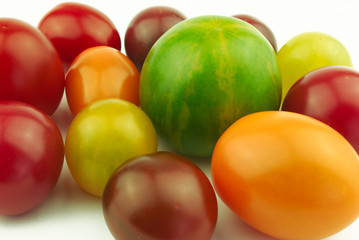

{"left": 282, "top": 66, "right": 359, "bottom": 154}
{"left": 103, "top": 151, "right": 218, "bottom": 240}
{"left": 38, "top": 2, "right": 121, "bottom": 70}
{"left": 125, "top": 6, "right": 186, "bottom": 71}
{"left": 66, "top": 46, "right": 140, "bottom": 116}
{"left": 278, "top": 32, "right": 352, "bottom": 99}
{"left": 211, "top": 111, "right": 359, "bottom": 240}
{"left": 0, "top": 101, "right": 64, "bottom": 216}
{"left": 140, "top": 15, "right": 281, "bottom": 157}
{"left": 233, "top": 14, "right": 277, "bottom": 52}
{"left": 0, "top": 18, "right": 65, "bottom": 116}
{"left": 65, "top": 99, "right": 157, "bottom": 197}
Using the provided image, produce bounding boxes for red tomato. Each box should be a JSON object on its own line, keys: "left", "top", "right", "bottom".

{"left": 65, "top": 46, "right": 140, "bottom": 116}
{"left": 0, "top": 18, "right": 64, "bottom": 116}
{"left": 211, "top": 111, "right": 359, "bottom": 240}
{"left": 282, "top": 66, "right": 359, "bottom": 154}
{"left": 0, "top": 101, "right": 64, "bottom": 216}
{"left": 38, "top": 2, "right": 121, "bottom": 70}
{"left": 103, "top": 151, "right": 218, "bottom": 240}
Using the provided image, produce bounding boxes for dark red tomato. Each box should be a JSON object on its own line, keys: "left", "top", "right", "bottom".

{"left": 282, "top": 65, "right": 359, "bottom": 153}
{"left": 0, "top": 18, "right": 64, "bottom": 116}
{"left": 103, "top": 151, "right": 218, "bottom": 240}
{"left": 38, "top": 2, "right": 121, "bottom": 70}
{"left": 233, "top": 14, "right": 277, "bottom": 52}
{"left": 124, "top": 6, "right": 186, "bottom": 71}
{"left": 0, "top": 101, "right": 64, "bottom": 216}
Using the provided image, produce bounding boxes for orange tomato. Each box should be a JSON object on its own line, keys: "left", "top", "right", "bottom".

{"left": 65, "top": 46, "right": 140, "bottom": 116}
{"left": 211, "top": 111, "right": 359, "bottom": 240}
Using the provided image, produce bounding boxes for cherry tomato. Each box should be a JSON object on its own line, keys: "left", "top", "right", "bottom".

{"left": 124, "top": 6, "right": 186, "bottom": 71}
{"left": 0, "top": 18, "right": 64, "bottom": 116}
{"left": 103, "top": 151, "right": 218, "bottom": 240}
{"left": 38, "top": 2, "right": 121, "bottom": 70}
{"left": 0, "top": 101, "right": 64, "bottom": 216}
{"left": 277, "top": 32, "right": 352, "bottom": 99}
{"left": 66, "top": 46, "right": 140, "bottom": 116}
{"left": 282, "top": 66, "right": 359, "bottom": 154}
{"left": 65, "top": 99, "right": 157, "bottom": 197}
{"left": 211, "top": 111, "right": 359, "bottom": 240}
{"left": 233, "top": 14, "right": 277, "bottom": 52}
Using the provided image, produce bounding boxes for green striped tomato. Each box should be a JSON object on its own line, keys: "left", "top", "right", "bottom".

{"left": 140, "top": 15, "right": 282, "bottom": 157}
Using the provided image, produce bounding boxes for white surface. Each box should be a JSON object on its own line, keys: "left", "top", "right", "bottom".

{"left": 1, "top": 0, "right": 359, "bottom": 239}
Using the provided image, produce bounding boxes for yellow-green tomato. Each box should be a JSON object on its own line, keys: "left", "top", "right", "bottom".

{"left": 277, "top": 32, "right": 352, "bottom": 99}
{"left": 65, "top": 99, "right": 157, "bottom": 196}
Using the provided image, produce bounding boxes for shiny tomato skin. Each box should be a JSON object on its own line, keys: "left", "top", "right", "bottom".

{"left": 0, "top": 101, "right": 64, "bottom": 216}
{"left": 124, "top": 6, "right": 186, "bottom": 71}
{"left": 65, "top": 99, "right": 157, "bottom": 197}
{"left": 66, "top": 46, "right": 140, "bottom": 116}
{"left": 103, "top": 151, "right": 218, "bottom": 240}
{"left": 0, "top": 18, "right": 65, "bottom": 116}
{"left": 233, "top": 14, "right": 277, "bottom": 52}
{"left": 38, "top": 2, "right": 121, "bottom": 70}
{"left": 282, "top": 66, "right": 359, "bottom": 154}
{"left": 211, "top": 111, "right": 359, "bottom": 240}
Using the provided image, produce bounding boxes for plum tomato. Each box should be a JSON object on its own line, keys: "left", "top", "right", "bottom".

{"left": 38, "top": 2, "right": 121, "bottom": 70}
{"left": 211, "top": 111, "right": 359, "bottom": 240}
{"left": 0, "top": 18, "right": 65, "bottom": 116}
{"left": 103, "top": 151, "right": 218, "bottom": 240}
{"left": 233, "top": 14, "right": 277, "bottom": 52}
{"left": 124, "top": 6, "right": 186, "bottom": 71}
{"left": 66, "top": 46, "right": 140, "bottom": 116}
{"left": 0, "top": 101, "right": 64, "bottom": 216}
{"left": 277, "top": 32, "right": 352, "bottom": 99}
{"left": 65, "top": 99, "right": 157, "bottom": 197}
{"left": 282, "top": 66, "right": 359, "bottom": 154}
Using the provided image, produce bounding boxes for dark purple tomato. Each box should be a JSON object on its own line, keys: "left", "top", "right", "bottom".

{"left": 38, "top": 2, "right": 121, "bottom": 70}
{"left": 0, "top": 18, "right": 65, "bottom": 116}
{"left": 233, "top": 14, "right": 277, "bottom": 52}
{"left": 282, "top": 65, "right": 359, "bottom": 153}
{"left": 0, "top": 101, "right": 64, "bottom": 216}
{"left": 124, "top": 6, "right": 186, "bottom": 71}
{"left": 102, "top": 151, "right": 218, "bottom": 240}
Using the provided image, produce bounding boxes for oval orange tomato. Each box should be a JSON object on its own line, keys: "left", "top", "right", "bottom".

{"left": 65, "top": 46, "right": 140, "bottom": 116}
{"left": 211, "top": 111, "right": 359, "bottom": 240}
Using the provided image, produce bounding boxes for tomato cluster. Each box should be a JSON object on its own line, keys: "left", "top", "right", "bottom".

{"left": 1, "top": 2, "right": 359, "bottom": 240}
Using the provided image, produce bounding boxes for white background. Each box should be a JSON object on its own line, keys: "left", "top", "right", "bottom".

{"left": 1, "top": 0, "right": 359, "bottom": 239}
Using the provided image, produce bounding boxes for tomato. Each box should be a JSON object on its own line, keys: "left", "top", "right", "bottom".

{"left": 277, "top": 32, "right": 352, "bottom": 99}
{"left": 65, "top": 99, "right": 157, "bottom": 197}
{"left": 232, "top": 14, "right": 277, "bottom": 52}
{"left": 282, "top": 66, "right": 359, "bottom": 154}
{"left": 0, "top": 101, "right": 64, "bottom": 216}
{"left": 103, "top": 151, "right": 218, "bottom": 240}
{"left": 124, "top": 6, "right": 186, "bottom": 71}
{"left": 66, "top": 46, "right": 140, "bottom": 116}
{"left": 211, "top": 111, "right": 359, "bottom": 240}
{"left": 38, "top": 2, "right": 121, "bottom": 70}
{"left": 140, "top": 15, "right": 281, "bottom": 158}
{"left": 0, "top": 18, "right": 64, "bottom": 116}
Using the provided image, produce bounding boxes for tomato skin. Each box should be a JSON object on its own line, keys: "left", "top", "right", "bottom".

{"left": 0, "top": 18, "right": 64, "bottom": 116}
{"left": 140, "top": 15, "right": 281, "bottom": 157}
{"left": 277, "top": 32, "right": 352, "bottom": 99}
{"left": 0, "top": 101, "right": 64, "bottom": 216}
{"left": 38, "top": 2, "right": 121, "bottom": 70}
{"left": 66, "top": 46, "right": 140, "bottom": 116}
{"left": 211, "top": 111, "right": 359, "bottom": 240}
{"left": 65, "top": 99, "right": 157, "bottom": 197}
{"left": 124, "top": 6, "right": 186, "bottom": 71}
{"left": 103, "top": 151, "right": 218, "bottom": 240}
{"left": 282, "top": 66, "right": 359, "bottom": 154}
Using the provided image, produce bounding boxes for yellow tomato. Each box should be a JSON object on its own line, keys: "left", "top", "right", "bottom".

{"left": 277, "top": 32, "right": 352, "bottom": 99}
{"left": 211, "top": 111, "right": 359, "bottom": 240}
